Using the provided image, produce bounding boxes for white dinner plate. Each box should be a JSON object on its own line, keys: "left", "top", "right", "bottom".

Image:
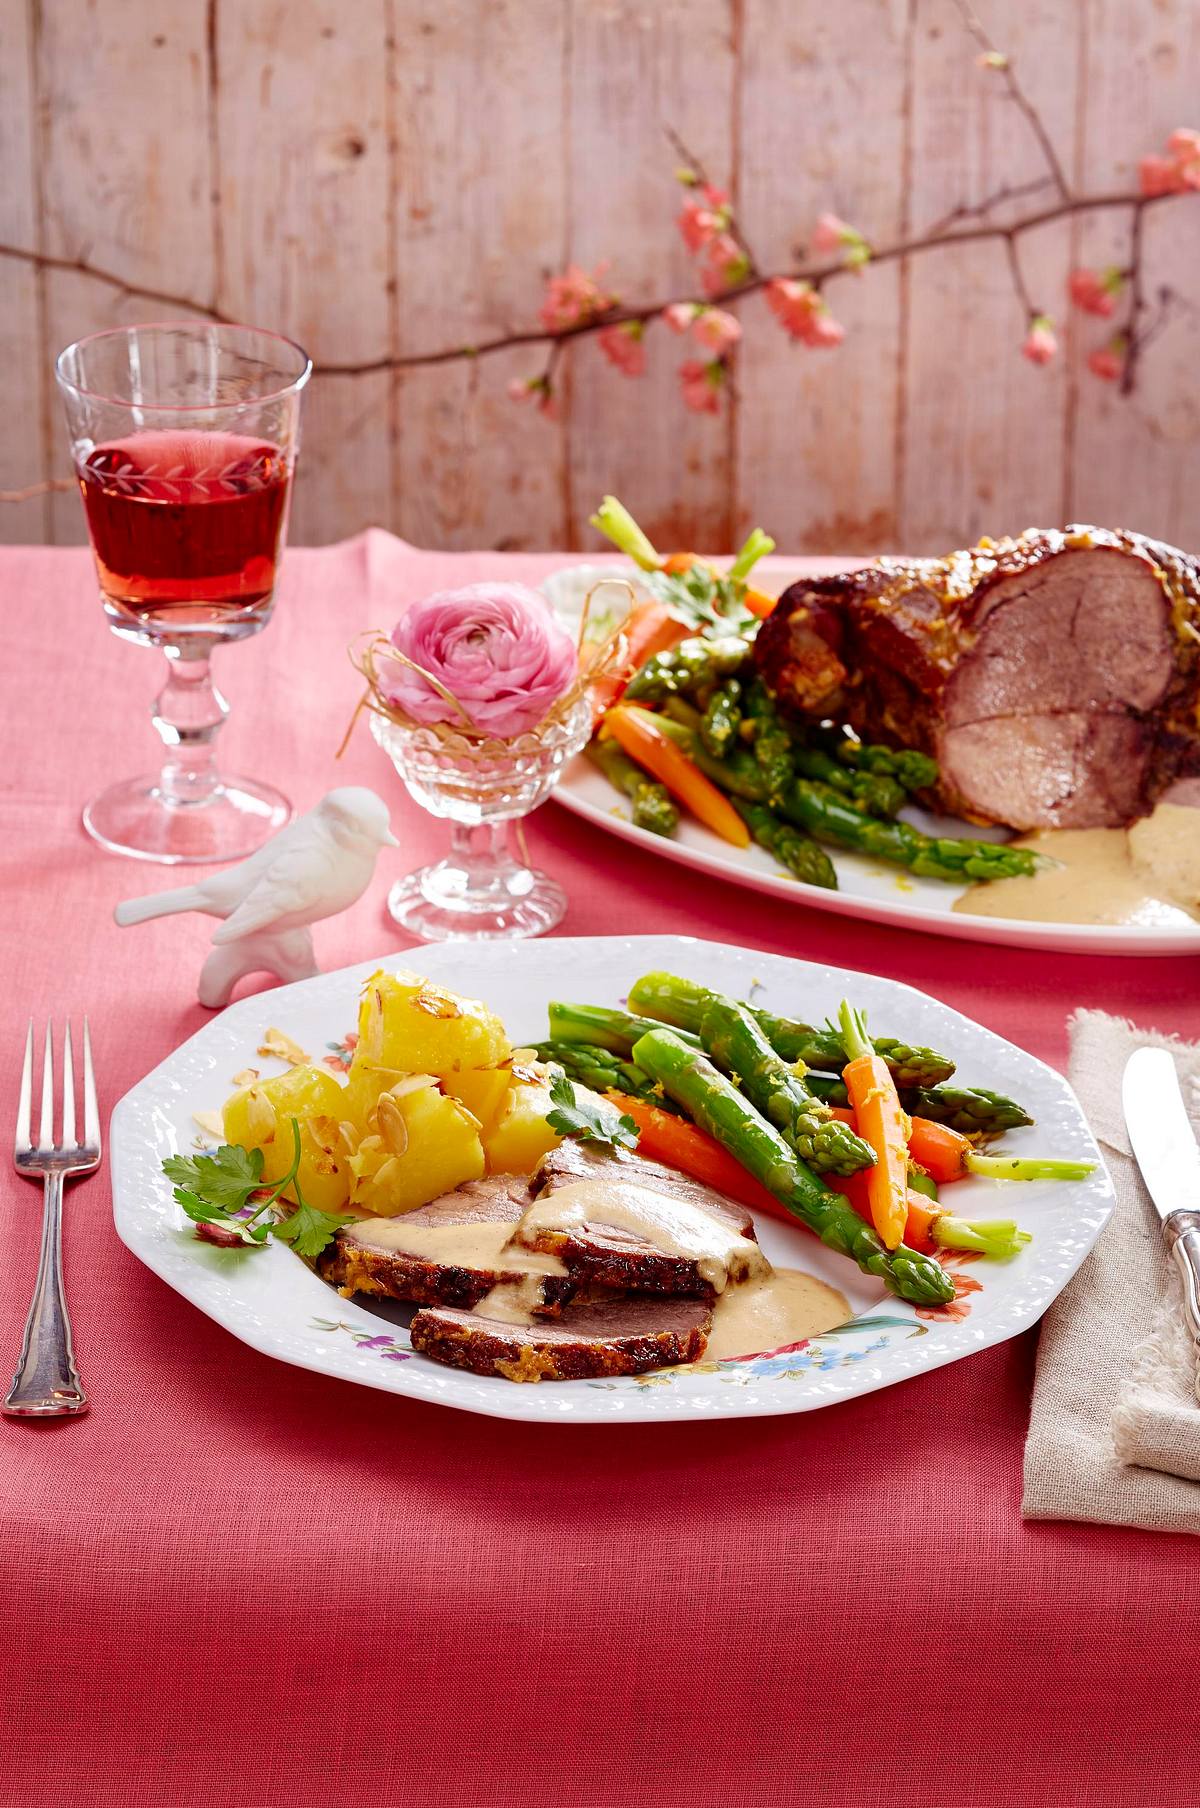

{"left": 111, "top": 935, "right": 1113, "bottom": 1423}
{"left": 542, "top": 563, "right": 1200, "bottom": 958}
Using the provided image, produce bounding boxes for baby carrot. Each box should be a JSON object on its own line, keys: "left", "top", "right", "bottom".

{"left": 838, "top": 1000, "right": 910, "bottom": 1251}
{"left": 906, "top": 1115, "right": 972, "bottom": 1184}
{"left": 589, "top": 601, "right": 688, "bottom": 724}
{"left": 607, "top": 1091, "right": 787, "bottom": 1220}
{"left": 603, "top": 706, "right": 751, "bottom": 847}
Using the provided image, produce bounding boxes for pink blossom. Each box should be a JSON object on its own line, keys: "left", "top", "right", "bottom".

{"left": 691, "top": 307, "right": 742, "bottom": 355}
{"left": 507, "top": 376, "right": 532, "bottom": 402}
{"left": 538, "top": 263, "right": 616, "bottom": 332}
{"left": 507, "top": 374, "right": 558, "bottom": 416}
{"left": 598, "top": 321, "right": 646, "bottom": 377}
{"left": 1168, "top": 128, "right": 1200, "bottom": 160}
{"left": 804, "top": 310, "right": 845, "bottom": 349}
{"left": 701, "top": 183, "right": 729, "bottom": 210}
{"left": 1087, "top": 342, "right": 1125, "bottom": 383}
{"left": 810, "top": 212, "right": 856, "bottom": 255}
{"left": 678, "top": 200, "right": 722, "bottom": 252}
{"left": 701, "top": 233, "right": 749, "bottom": 296}
{"left": 664, "top": 302, "right": 698, "bottom": 334}
{"left": 765, "top": 278, "right": 844, "bottom": 347}
{"left": 384, "top": 583, "right": 579, "bottom": 738}
{"left": 679, "top": 359, "right": 722, "bottom": 414}
{"left": 1021, "top": 316, "right": 1057, "bottom": 365}
{"left": 1139, "top": 153, "right": 1182, "bottom": 197}
{"left": 1068, "top": 267, "right": 1119, "bottom": 317}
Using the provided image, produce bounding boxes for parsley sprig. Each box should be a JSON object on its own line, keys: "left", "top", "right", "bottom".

{"left": 545, "top": 1072, "right": 639, "bottom": 1152}
{"left": 163, "top": 1118, "right": 354, "bottom": 1260}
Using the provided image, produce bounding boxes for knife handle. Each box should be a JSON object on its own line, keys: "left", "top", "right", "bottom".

{"left": 1164, "top": 1210, "right": 1200, "bottom": 1402}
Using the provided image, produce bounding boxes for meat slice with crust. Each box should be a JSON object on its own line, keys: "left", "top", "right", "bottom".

{"left": 755, "top": 527, "right": 1200, "bottom": 831}
{"left": 409, "top": 1294, "right": 713, "bottom": 1383}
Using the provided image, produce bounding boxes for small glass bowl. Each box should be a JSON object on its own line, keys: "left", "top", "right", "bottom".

{"left": 371, "top": 694, "right": 592, "bottom": 941}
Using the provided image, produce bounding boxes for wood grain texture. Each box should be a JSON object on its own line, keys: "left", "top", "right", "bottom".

{"left": 0, "top": 0, "right": 48, "bottom": 541}
{"left": 214, "top": 0, "right": 394, "bottom": 542}
{"left": 900, "top": 0, "right": 1081, "bottom": 548}
{"left": 736, "top": 0, "right": 910, "bottom": 554}
{"left": 34, "top": 0, "right": 216, "bottom": 542}
{"left": 1, "top": 0, "right": 1197, "bottom": 554}
{"left": 1067, "top": 0, "right": 1200, "bottom": 544}
{"left": 564, "top": 0, "right": 736, "bottom": 557}
{"left": 389, "top": 0, "right": 568, "bottom": 551}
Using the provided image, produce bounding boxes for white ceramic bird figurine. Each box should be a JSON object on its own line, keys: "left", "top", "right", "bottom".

{"left": 114, "top": 787, "right": 399, "bottom": 1008}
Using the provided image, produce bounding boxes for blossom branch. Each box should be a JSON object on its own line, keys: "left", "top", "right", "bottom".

{"left": 951, "top": 0, "right": 1071, "bottom": 199}
{"left": 663, "top": 125, "right": 760, "bottom": 278}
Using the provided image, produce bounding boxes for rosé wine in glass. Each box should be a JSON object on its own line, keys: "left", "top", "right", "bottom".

{"left": 57, "top": 322, "right": 310, "bottom": 864}
{"left": 78, "top": 430, "right": 292, "bottom": 629}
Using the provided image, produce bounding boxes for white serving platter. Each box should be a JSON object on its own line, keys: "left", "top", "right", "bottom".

{"left": 110, "top": 936, "right": 1113, "bottom": 1424}
{"left": 542, "top": 563, "right": 1200, "bottom": 958}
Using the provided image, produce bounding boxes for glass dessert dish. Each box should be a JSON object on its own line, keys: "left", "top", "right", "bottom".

{"left": 57, "top": 321, "right": 311, "bottom": 864}
{"left": 371, "top": 696, "right": 591, "bottom": 941}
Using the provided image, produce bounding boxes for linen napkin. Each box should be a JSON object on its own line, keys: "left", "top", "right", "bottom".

{"left": 1022, "top": 1008, "right": 1200, "bottom": 1534}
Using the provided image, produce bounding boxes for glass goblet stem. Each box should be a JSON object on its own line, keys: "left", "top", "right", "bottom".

{"left": 150, "top": 647, "right": 230, "bottom": 809}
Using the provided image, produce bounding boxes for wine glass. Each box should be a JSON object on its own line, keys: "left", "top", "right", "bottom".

{"left": 56, "top": 322, "right": 311, "bottom": 864}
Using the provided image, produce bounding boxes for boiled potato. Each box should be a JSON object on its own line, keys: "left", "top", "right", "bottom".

{"left": 441, "top": 1065, "right": 512, "bottom": 1131}
{"left": 355, "top": 969, "right": 510, "bottom": 1076}
{"left": 348, "top": 1080, "right": 484, "bottom": 1215}
{"left": 222, "top": 1064, "right": 352, "bottom": 1211}
{"left": 482, "top": 1075, "right": 563, "bottom": 1176}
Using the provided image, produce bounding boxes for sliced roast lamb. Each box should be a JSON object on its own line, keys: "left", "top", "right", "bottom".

{"left": 409, "top": 1294, "right": 713, "bottom": 1383}
{"left": 754, "top": 527, "right": 1200, "bottom": 831}
{"left": 524, "top": 1140, "right": 760, "bottom": 1297}
{"left": 319, "top": 1175, "right": 576, "bottom": 1316}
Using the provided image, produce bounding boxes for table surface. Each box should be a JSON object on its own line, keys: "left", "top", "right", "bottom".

{"left": 4, "top": 532, "right": 1198, "bottom": 1808}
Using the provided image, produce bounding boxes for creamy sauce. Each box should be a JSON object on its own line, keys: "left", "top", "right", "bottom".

{"left": 344, "top": 1216, "right": 566, "bottom": 1279}
{"left": 954, "top": 806, "right": 1200, "bottom": 927}
{"left": 518, "top": 1178, "right": 768, "bottom": 1292}
{"left": 704, "top": 1267, "right": 850, "bottom": 1361}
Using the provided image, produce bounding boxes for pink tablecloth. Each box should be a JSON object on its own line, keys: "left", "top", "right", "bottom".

{"left": 3, "top": 532, "right": 1198, "bottom": 1808}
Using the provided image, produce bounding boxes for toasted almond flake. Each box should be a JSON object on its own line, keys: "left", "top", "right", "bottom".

{"left": 338, "top": 1120, "right": 362, "bottom": 1155}
{"left": 192, "top": 1109, "right": 225, "bottom": 1140}
{"left": 232, "top": 1067, "right": 260, "bottom": 1089}
{"left": 413, "top": 986, "right": 462, "bottom": 1019}
{"left": 385, "top": 1072, "right": 437, "bottom": 1099}
{"left": 510, "top": 1061, "right": 542, "bottom": 1085}
{"left": 257, "top": 1028, "right": 310, "bottom": 1066}
{"left": 376, "top": 1092, "right": 410, "bottom": 1156}
{"left": 245, "top": 1087, "right": 278, "bottom": 1145}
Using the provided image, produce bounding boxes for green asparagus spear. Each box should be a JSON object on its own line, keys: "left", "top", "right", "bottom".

{"left": 805, "top": 1073, "right": 1033, "bottom": 1136}
{"left": 585, "top": 737, "right": 679, "bottom": 838}
{"left": 733, "top": 799, "right": 838, "bottom": 890}
{"left": 817, "top": 729, "right": 939, "bottom": 793}
{"left": 626, "top": 972, "right": 956, "bottom": 1087}
{"left": 654, "top": 710, "right": 768, "bottom": 799}
{"left": 791, "top": 746, "right": 906, "bottom": 819}
{"left": 533, "top": 1041, "right": 682, "bottom": 1112}
{"left": 546, "top": 1000, "right": 702, "bottom": 1056}
{"left": 780, "top": 780, "right": 1043, "bottom": 883}
{"left": 699, "top": 995, "right": 874, "bottom": 1175}
{"left": 631, "top": 1028, "right": 955, "bottom": 1306}
{"left": 624, "top": 635, "right": 751, "bottom": 703}
{"left": 700, "top": 680, "right": 743, "bottom": 759}
{"left": 903, "top": 1084, "right": 1033, "bottom": 1134}
{"left": 741, "top": 680, "right": 794, "bottom": 806}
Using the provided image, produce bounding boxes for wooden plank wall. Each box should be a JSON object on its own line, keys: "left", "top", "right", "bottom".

{"left": 2, "top": 0, "right": 1197, "bottom": 555}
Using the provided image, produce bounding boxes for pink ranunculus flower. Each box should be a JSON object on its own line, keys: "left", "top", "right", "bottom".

{"left": 679, "top": 358, "right": 722, "bottom": 414}
{"left": 383, "top": 584, "right": 579, "bottom": 738}
{"left": 1088, "top": 341, "right": 1125, "bottom": 383}
{"left": 1021, "top": 315, "right": 1057, "bottom": 365}
{"left": 598, "top": 321, "right": 647, "bottom": 377}
{"left": 664, "top": 301, "right": 698, "bottom": 334}
{"left": 1068, "top": 267, "right": 1118, "bottom": 317}
{"left": 692, "top": 307, "right": 742, "bottom": 355}
{"left": 538, "top": 263, "right": 616, "bottom": 332}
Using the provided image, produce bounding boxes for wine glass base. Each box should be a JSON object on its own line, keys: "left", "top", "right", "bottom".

{"left": 386, "top": 863, "right": 568, "bottom": 942}
{"left": 83, "top": 773, "right": 292, "bottom": 865}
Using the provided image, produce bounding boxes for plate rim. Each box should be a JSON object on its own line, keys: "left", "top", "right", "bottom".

{"left": 109, "top": 934, "right": 1115, "bottom": 1424}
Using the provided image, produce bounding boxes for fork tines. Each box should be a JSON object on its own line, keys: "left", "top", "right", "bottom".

{"left": 16, "top": 1020, "right": 99, "bottom": 1160}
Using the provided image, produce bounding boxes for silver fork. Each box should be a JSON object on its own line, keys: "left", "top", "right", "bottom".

{"left": 4, "top": 1022, "right": 100, "bottom": 1417}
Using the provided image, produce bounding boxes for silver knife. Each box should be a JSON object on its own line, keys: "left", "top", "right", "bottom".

{"left": 1123, "top": 1046, "right": 1200, "bottom": 1400}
